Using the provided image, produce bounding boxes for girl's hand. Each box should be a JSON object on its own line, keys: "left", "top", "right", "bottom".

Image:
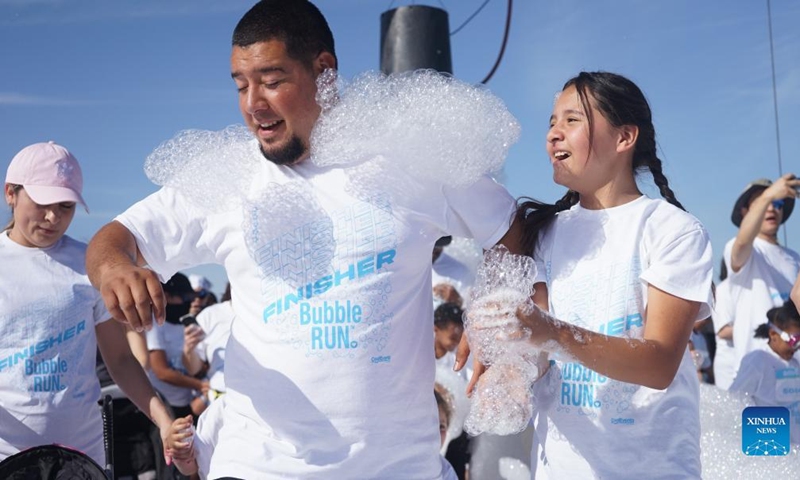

{"left": 165, "top": 415, "right": 194, "bottom": 453}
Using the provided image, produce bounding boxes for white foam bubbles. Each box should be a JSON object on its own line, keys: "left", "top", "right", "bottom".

{"left": 464, "top": 246, "right": 539, "bottom": 436}
{"left": 310, "top": 69, "right": 520, "bottom": 188}
{"left": 699, "top": 384, "right": 798, "bottom": 477}
{"left": 144, "top": 125, "right": 260, "bottom": 213}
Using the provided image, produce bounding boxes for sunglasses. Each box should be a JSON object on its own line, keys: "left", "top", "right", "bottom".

{"left": 771, "top": 199, "right": 785, "bottom": 210}
{"left": 769, "top": 323, "right": 800, "bottom": 350}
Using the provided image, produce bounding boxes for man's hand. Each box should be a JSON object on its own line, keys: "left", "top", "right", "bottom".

{"left": 98, "top": 263, "right": 165, "bottom": 332}
{"left": 87, "top": 221, "right": 164, "bottom": 332}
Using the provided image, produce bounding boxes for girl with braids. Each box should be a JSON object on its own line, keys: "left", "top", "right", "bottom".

{"left": 729, "top": 298, "right": 800, "bottom": 444}
{"left": 514, "top": 72, "right": 713, "bottom": 478}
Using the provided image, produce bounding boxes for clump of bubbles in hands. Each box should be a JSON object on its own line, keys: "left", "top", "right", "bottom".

{"left": 463, "top": 246, "right": 540, "bottom": 436}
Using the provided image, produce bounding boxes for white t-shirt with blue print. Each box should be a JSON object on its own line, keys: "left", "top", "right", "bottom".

{"left": 116, "top": 153, "right": 515, "bottom": 479}
{"left": 531, "top": 196, "right": 713, "bottom": 479}
{"left": 0, "top": 232, "right": 110, "bottom": 466}
{"left": 730, "top": 348, "right": 800, "bottom": 444}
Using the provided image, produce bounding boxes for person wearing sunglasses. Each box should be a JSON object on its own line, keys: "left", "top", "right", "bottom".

{"left": 729, "top": 298, "right": 800, "bottom": 444}
{"left": 725, "top": 174, "right": 800, "bottom": 377}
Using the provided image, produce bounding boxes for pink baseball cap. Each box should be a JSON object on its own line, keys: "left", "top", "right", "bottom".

{"left": 5, "top": 141, "right": 88, "bottom": 212}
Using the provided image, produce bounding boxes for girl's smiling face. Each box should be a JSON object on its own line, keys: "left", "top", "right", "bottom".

{"left": 546, "top": 85, "right": 636, "bottom": 198}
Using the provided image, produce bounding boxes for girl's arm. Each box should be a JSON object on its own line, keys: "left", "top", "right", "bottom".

{"left": 127, "top": 329, "right": 150, "bottom": 370}
{"left": 96, "top": 321, "right": 174, "bottom": 454}
{"left": 518, "top": 284, "right": 699, "bottom": 390}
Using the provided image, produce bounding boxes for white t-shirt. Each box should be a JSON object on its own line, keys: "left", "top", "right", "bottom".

{"left": 146, "top": 321, "right": 194, "bottom": 407}
{"left": 724, "top": 237, "right": 800, "bottom": 368}
{"left": 432, "top": 251, "right": 475, "bottom": 307}
{"left": 116, "top": 156, "right": 515, "bottom": 479}
{"left": 712, "top": 279, "right": 737, "bottom": 390}
{"left": 729, "top": 348, "right": 800, "bottom": 444}
{"left": 531, "top": 196, "right": 713, "bottom": 479}
{"left": 0, "top": 233, "right": 110, "bottom": 466}
{"left": 195, "top": 394, "right": 224, "bottom": 480}
{"left": 195, "top": 301, "right": 234, "bottom": 392}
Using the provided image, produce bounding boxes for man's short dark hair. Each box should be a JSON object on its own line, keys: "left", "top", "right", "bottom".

{"left": 232, "top": 0, "right": 337, "bottom": 68}
{"left": 434, "top": 302, "right": 464, "bottom": 329}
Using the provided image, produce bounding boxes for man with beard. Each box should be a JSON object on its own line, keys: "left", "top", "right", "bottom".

{"left": 86, "top": 1, "right": 520, "bottom": 478}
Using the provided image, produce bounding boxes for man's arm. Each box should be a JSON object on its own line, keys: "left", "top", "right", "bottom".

{"left": 86, "top": 221, "right": 165, "bottom": 331}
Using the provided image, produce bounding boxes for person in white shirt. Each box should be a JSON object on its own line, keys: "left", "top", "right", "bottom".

{"left": 0, "top": 142, "right": 173, "bottom": 467}
{"left": 478, "top": 72, "right": 714, "bottom": 478}
{"left": 84, "top": 1, "right": 523, "bottom": 478}
{"left": 183, "top": 283, "right": 234, "bottom": 401}
{"left": 146, "top": 272, "right": 209, "bottom": 422}
{"left": 432, "top": 236, "right": 477, "bottom": 308}
{"left": 729, "top": 299, "right": 800, "bottom": 444}
{"left": 713, "top": 278, "right": 738, "bottom": 390}
{"left": 724, "top": 176, "right": 799, "bottom": 373}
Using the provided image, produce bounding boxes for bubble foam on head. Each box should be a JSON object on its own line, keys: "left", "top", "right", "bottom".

{"left": 144, "top": 125, "right": 261, "bottom": 213}
{"left": 310, "top": 69, "right": 520, "bottom": 189}
{"left": 463, "top": 246, "right": 540, "bottom": 436}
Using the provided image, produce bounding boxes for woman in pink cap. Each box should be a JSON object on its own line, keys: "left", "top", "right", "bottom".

{"left": 1, "top": 142, "right": 174, "bottom": 468}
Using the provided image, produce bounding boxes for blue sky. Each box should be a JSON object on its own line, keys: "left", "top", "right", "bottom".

{"left": 2, "top": 0, "right": 799, "bottom": 296}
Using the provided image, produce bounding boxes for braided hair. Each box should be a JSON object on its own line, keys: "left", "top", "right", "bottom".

{"left": 516, "top": 72, "right": 684, "bottom": 256}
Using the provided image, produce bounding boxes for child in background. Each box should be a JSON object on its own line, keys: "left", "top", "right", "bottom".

{"left": 434, "top": 386, "right": 458, "bottom": 480}
{"left": 434, "top": 302, "right": 465, "bottom": 371}
{"left": 729, "top": 299, "right": 800, "bottom": 444}
{"left": 510, "top": 72, "right": 713, "bottom": 478}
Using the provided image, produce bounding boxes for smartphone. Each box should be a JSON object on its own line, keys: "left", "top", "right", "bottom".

{"left": 180, "top": 314, "right": 198, "bottom": 327}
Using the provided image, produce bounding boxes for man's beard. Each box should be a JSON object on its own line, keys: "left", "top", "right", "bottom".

{"left": 259, "top": 135, "right": 307, "bottom": 166}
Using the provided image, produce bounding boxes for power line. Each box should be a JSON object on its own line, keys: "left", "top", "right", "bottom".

{"left": 450, "top": 0, "right": 492, "bottom": 36}
{"left": 480, "top": 0, "right": 512, "bottom": 84}
{"left": 766, "top": 0, "right": 789, "bottom": 245}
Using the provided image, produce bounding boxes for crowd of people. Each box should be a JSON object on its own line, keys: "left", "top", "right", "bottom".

{"left": 1, "top": 0, "right": 799, "bottom": 479}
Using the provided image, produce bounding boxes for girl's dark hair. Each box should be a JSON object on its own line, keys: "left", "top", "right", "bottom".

{"left": 3, "top": 184, "right": 22, "bottom": 232}
{"left": 754, "top": 299, "right": 800, "bottom": 338}
{"left": 232, "top": 0, "right": 337, "bottom": 70}
{"left": 515, "top": 71, "right": 684, "bottom": 256}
